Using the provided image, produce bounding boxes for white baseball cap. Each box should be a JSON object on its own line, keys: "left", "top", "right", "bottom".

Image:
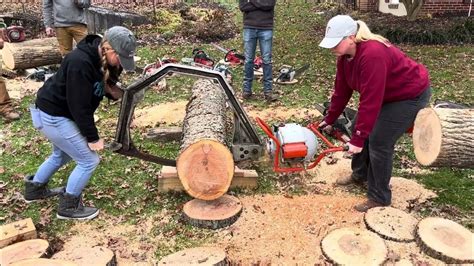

{"left": 319, "top": 15, "right": 357, "bottom": 49}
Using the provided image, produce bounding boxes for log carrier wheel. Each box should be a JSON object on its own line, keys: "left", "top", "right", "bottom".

{"left": 0, "top": 239, "right": 50, "bottom": 265}
{"left": 416, "top": 217, "right": 473, "bottom": 263}
{"left": 10, "top": 258, "right": 77, "bottom": 266}
{"left": 52, "top": 246, "right": 116, "bottom": 266}
{"left": 321, "top": 227, "right": 388, "bottom": 265}
{"left": 413, "top": 107, "right": 474, "bottom": 168}
{"left": 182, "top": 194, "right": 242, "bottom": 229}
{"left": 364, "top": 207, "right": 418, "bottom": 242}
{"left": 158, "top": 247, "right": 227, "bottom": 265}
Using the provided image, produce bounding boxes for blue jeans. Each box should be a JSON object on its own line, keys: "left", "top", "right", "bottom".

{"left": 32, "top": 109, "right": 100, "bottom": 196}
{"left": 243, "top": 28, "right": 273, "bottom": 94}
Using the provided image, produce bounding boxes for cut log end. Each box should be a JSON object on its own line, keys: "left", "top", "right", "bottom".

{"left": 177, "top": 140, "right": 234, "bottom": 200}
{"left": 364, "top": 207, "right": 418, "bottom": 242}
{"left": 413, "top": 108, "right": 442, "bottom": 166}
{"left": 158, "top": 247, "right": 227, "bottom": 265}
{"left": 52, "top": 246, "right": 116, "bottom": 266}
{"left": 182, "top": 195, "right": 242, "bottom": 229}
{"left": 0, "top": 239, "right": 50, "bottom": 266}
{"left": 416, "top": 217, "right": 473, "bottom": 263}
{"left": 321, "top": 227, "right": 388, "bottom": 265}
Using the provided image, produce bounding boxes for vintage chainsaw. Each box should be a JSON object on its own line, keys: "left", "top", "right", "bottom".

{"left": 275, "top": 64, "right": 310, "bottom": 83}
{"left": 256, "top": 117, "right": 349, "bottom": 173}
{"left": 211, "top": 43, "right": 245, "bottom": 65}
{"left": 0, "top": 21, "right": 26, "bottom": 43}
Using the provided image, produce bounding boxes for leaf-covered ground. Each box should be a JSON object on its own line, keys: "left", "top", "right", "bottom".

{"left": 0, "top": 2, "right": 473, "bottom": 264}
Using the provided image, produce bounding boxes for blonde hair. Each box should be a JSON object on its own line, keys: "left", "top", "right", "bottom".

{"left": 354, "top": 20, "right": 390, "bottom": 46}
{"left": 100, "top": 39, "right": 110, "bottom": 85}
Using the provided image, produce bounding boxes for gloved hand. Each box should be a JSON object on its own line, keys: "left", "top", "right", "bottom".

{"left": 318, "top": 120, "right": 333, "bottom": 134}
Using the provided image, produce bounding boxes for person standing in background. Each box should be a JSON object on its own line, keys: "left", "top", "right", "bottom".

{"left": 43, "top": 0, "right": 89, "bottom": 56}
{"left": 0, "top": 37, "right": 20, "bottom": 121}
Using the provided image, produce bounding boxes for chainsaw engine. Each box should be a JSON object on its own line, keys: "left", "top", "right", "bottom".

{"left": 267, "top": 123, "right": 318, "bottom": 164}
{"left": 0, "top": 26, "right": 26, "bottom": 43}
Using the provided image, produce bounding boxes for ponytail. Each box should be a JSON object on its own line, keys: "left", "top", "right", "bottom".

{"left": 355, "top": 20, "right": 390, "bottom": 46}
{"left": 99, "top": 39, "right": 110, "bottom": 85}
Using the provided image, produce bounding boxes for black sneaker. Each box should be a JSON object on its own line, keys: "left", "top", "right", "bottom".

{"left": 24, "top": 175, "right": 64, "bottom": 203}
{"left": 264, "top": 92, "right": 278, "bottom": 102}
{"left": 242, "top": 91, "right": 253, "bottom": 100}
{"left": 57, "top": 193, "right": 99, "bottom": 220}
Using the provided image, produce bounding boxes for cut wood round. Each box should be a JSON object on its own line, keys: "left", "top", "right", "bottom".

{"left": 416, "top": 217, "right": 473, "bottom": 263}
{"left": 0, "top": 239, "right": 49, "bottom": 265}
{"left": 1, "top": 38, "right": 62, "bottom": 70}
{"left": 177, "top": 79, "right": 235, "bottom": 200}
{"left": 413, "top": 107, "right": 474, "bottom": 168}
{"left": 158, "top": 247, "right": 226, "bottom": 265}
{"left": 52, "top": 246, "right": 116, "bottom": 266}
{"left": 321, "top": 227, "right": 388, "bottom": 265}
{"left": 10, "top": 258, "right": 77, "bottom": 266}
{"left": 182, "top": 194, "right": 242, "bottom": 229}
{"left": 364, "top": 207, "right": 418, "bottom": 242}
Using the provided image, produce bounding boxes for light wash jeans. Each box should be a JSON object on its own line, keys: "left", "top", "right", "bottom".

{"left": 243, "top": 28, "right": 273, "bottom": 94}
{"left": 32, "top": 109, "right": 100, "bottom": 196}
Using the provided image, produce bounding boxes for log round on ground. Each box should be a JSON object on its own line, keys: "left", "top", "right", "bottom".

{"left": 413, "top": 107, "right": 474, "bottom": 168}
{"left": 1, "top": 38, "right": 62, "bottom": 70}
{"left": 52, "top": 246, "right": 116, "bottom": 266}
{"left": 10, "top": 258, "right": 77, "bottom": 266}
{"left": 416, "top": 217, "right": 473, "bottom": 263}
{"left": 321, "top": 227, "right": 388, "bottom": 265}
{"left": 182, "top": 194, "right": 242, "bottom": 229}
{"left": 157, "top": 247, "right": 227, "bottom": 265}
{"left": 364, "top": 207, "right": 418, "bottom": 242}
{"left": 0, "top": 239, "right": 50, "bottom": 265}
{"left": 177, "top": 79, "right": 235, "bottom": 200}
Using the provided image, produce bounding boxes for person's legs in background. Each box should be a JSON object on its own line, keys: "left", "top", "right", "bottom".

{"left": 242, "top": 28, "right": 257, "bottom": 99}
{"left": 70, "top": 24, "right": 88, "bottom": 45}
{"left": 55, "top": 27, "right": 74, "bottom": 56}
{"left": 0, "top": 63, "right": 20, "bottom": 121}
{"left": 258, "top": 29, "right": 277, "bottom": 102}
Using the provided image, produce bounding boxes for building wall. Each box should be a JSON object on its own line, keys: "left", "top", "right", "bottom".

{"left": 379, "top": 0, "right": 408, "bottom": 16}
{"left": 360, "top": 0, "right": 470, "bottom": 16}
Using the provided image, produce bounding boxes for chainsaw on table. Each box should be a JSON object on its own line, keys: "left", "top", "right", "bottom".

{"left": 211, "top": 43, "right": 245, "bottom": 65}
{"left": 256, "top": 117, "right": 349, "bottom": 173}
{"left": 275, "top": 64, "right": 310, "bottom": 84}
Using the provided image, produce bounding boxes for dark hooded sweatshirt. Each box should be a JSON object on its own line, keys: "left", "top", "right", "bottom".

{"left": 239, "top": 0, "right": 276, "bottom": 29}
{"left": 36, "top": 35, "right": 105, "bottom": 143}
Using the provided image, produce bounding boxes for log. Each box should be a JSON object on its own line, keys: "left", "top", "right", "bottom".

{"left": 146, "top": 126, "right": 182, "bottom": 142}
{"left": 364, "top": 207, "right": 418, "bottom": 242}
{"left": 416, "top": 217, "right": 473, "bottom": 263}
{"left": 321, "top": 227, "right": 388, "bottom": 265}
{"left": 10, "top": 258, "right": 77, "bottom": 266}
{"left": 0, "top": 218, "right": 37, "bottom": 248}
{"left": 413, "top": 107, "right": 474, "bottom": 168}
{"left": 182, "top": 194, "right": 242, "bottom": 229}
{"left": 52, "top": 246, "right": 116, "bottom": 266}
{"left": 0, "top": 239, "right": 49, "bottom": 265}
{"left": 1, "top": 38, "right": 62, "bottom": 70}
{"left": 158, "top": 247, "right": 227, "bottom": 265}
{"left": 177, "top": 79, "right": 235, "bottom": 200}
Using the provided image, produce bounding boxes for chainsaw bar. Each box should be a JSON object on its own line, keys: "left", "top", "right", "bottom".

{"left": 293, "top": 63, "right": 310, "bottom": 79}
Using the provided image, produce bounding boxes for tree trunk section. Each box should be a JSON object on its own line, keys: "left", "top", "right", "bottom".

{"left": 321, "top": 228, "right": 388, "bottom": 265}
{"left": 10, "top": 258, "right": 77, "bottom": 266}
{"left": 364, "top": 207, "right": 418, "bottom": 242}
{"left": 0, "top": 239, "right": 49, "bottom": 265}
{"left": 416, "top": 217, "right": 473, "bottom": 263}
{"left": 413, "top": 107, "right": 474, "bottom": 168}
{"left": 182, "top": 194, "right": 243, "bottom": 229}
{"left": 52, "top": 246, "right": 116, "bottom": 266}
{"left": 1, "top": 38, "right": 62, "bottom": 70}
{"left": 177, "top": 79, "right": 235, "bottom": 200}
{"left": 158, "top": 247, "right": 227, "bottom": 265}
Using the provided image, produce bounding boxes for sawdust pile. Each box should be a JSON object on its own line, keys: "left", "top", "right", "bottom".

{"left": 390, "top": 177, "right": 437, "bottom": 211}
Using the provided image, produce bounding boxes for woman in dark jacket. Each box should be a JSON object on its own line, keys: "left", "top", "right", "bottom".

{"left": 24, "top": 26, "right": 137, "bottom": 220}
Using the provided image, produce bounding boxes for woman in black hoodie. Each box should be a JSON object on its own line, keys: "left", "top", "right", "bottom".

{"left": 24, "top": 26, "right": 137, "bottom": 220}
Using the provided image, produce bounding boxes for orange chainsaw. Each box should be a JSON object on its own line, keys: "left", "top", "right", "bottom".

{"left": 255, "top": 117, "right": 349, "bottom": 173}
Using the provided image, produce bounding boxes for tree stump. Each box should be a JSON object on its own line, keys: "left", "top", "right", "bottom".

{"left": 321, "top": 227, "right": 388, "bottom": 265}
{"left": 10, "top": 258, "right": 77, "bottom": 266}
{"left": 416, "top": 217, "right": 473, "bottom": 263}
{"left": 158, "top": 247, "right": 227, "bottom": 265}
{"left": 364, "top": 207, "right": 418, "bottom": 242}
{"left": 177, "top": 79, "right": 235, "bottom": 200}
{"left": 52, "top": 246, "right": 116, "bottom": 266}
{"left": 85, "top": 7, "right": 150, "bottom": 34}
{"left": 413, "top": 107, "right": 474, "bottom": 168}
{"left": 182, "top": 194, "right": 242, "bottom": 229}
{"left": 0, "top": 239, "right": 49, "bottom": 265}
{"left": 1, "top": 38, "right": 62, "bottom": 70}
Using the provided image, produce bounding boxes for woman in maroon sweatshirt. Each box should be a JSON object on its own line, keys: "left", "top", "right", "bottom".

{"left": 319, "top": 15, "right": 431, "bottom": 212}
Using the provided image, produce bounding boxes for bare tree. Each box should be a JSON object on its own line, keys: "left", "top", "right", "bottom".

{"left": 401, "top": 0, "right": 424, "bottom": 21}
